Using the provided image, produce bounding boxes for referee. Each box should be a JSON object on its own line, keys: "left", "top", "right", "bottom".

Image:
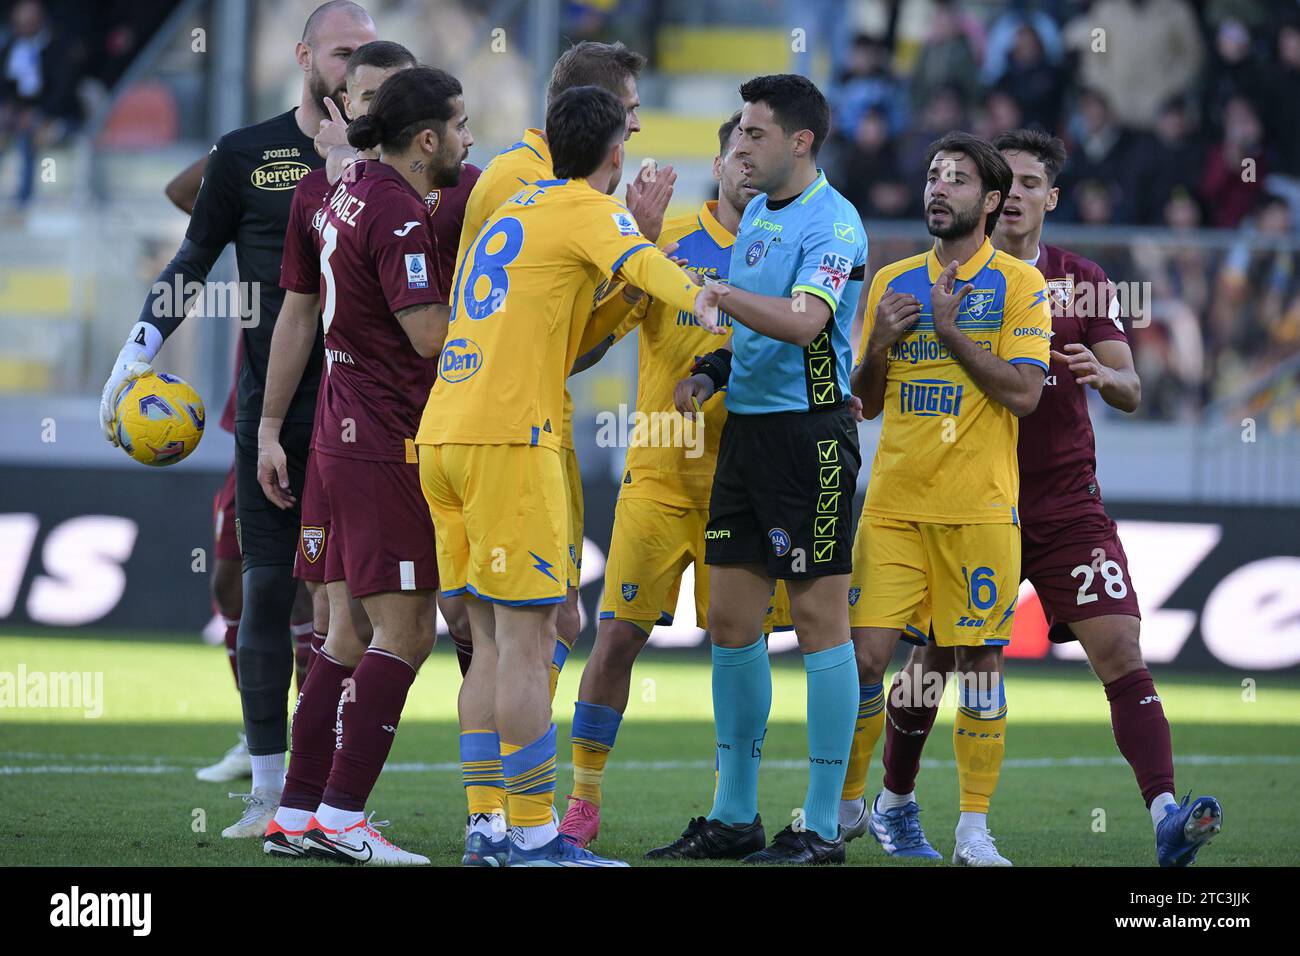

{"left": 98, "top": 2, "right": 377, "bottom": 837}
{"left": 654, "top": 75, "right": 867, "bottom": 865}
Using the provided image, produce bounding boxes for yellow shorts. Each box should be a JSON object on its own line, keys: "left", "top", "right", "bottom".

{"left": 599, "top": 497, "right": 790, "bottom": 633}
{"left": 849, "top": 515, "right": 1020, "bottom": 647}
{"left": 562, "top": 446, "right": 584, "bottom": 588}
{"left": 419, "top": 443, "right": 567, "bottom": 606}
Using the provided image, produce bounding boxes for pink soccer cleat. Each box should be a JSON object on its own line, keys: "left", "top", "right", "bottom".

{"left": 558, "top": 795, "right": 601, "bottom": 848}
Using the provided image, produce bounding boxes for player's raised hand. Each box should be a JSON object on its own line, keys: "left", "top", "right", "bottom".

{"left": 314, "top": 97, "right": 350, "bottom": 158}
{"left": 1051, "top": 342, "right": 1110, "bottom": 390}
{"left": 626, "top": 159, "right": 676, "bottom": 244}
{"left": 674, "top": 373, "right": 715, "bottom": 418}
{"left": 931, "top": 259, "right": 973, "bottom": 333}
{"left": 867, "top": 289, "right": 923, "bottom": 349}
{"left": 692, "top": 279, "right": 730, "bottom": 334}
{"left": 256, "top": 423, "right": 295, "bottom": 510}
{"left": 99, "top": 358, "right": 153, "bottom": 445}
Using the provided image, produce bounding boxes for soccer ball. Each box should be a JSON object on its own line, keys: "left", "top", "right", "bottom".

{"left": 115, "top": 371, "right": 205, "bottom": 466}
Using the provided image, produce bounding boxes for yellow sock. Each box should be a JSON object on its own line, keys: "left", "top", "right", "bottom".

{"left": 953, "top": 687, "right": 1007, "bottom": 813}
{"left": 571, "top": 743, "right": 610, "bottom": 806}
{"left": 840, "top": 682, "right": 885, "bottom": 801}
{"left": 570, "top": 699, "right": 622, "bottom": 807}
{"left": 459, "top": 730, "right": 506, "bottom": 816}
{"left": 501, "top": 732, "right": 557, "bottom": 827}
{"left": 548, "top": 634, "right": 573, "bottom": 705}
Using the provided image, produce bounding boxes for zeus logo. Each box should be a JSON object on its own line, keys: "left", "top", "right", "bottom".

{"left": 393, "top": 221, "right": 421, "bottom": 237}
{"left": 899, "top": 379, "right": 964, "bottom": 417}
{"left": 528, "top": 551, "right": 558, "bottom": 583}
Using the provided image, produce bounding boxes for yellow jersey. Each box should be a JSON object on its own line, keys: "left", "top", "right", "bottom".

{"left": 613, "top": 201, "right": 736, "bottom": 508}
{"left": 457, "top": 128, "right": 604, "bottom": 450}
{"left": 859, "top": 237, "right": 1051, "bottom": 524}
{"left": 417, "top": 177, "right": 700, "bottom": 451}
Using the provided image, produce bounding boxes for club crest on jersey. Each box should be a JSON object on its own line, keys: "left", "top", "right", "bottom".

{"left": 1047, "top": 276, "right": 1074, "bottom": 308}
{"left": 425, "top": 190, "right": 441, "bottom": 216}
{"left": 300, "top": 527, "right": 325, "bottom": 564}
{"left": 405, "top": 253, "right": 428, "bottom": 289}
{"left": 745, "top": 240, "right": 764, "bottom": 267}
{"left": 312, "top": 207, "right": 326, "bottom": 232}
{"left": 768, "top": 528, "right": 791, "bottom": 557}
{"left": 622, "top": 582, "right": 639, "bottom": 602}
{"left": 848, "top": 586, "right": 861, "bottom": 606}
{"left": 963, "top": 289, "right": 996, "bottom": 319}
{"left": 611, "top": 211, "right": 639, "bottom": 236}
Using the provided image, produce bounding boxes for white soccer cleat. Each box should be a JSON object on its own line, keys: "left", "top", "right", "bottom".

{"left": 839, "top": 797, "right": 870, "bottom": 843}
{"left": 302, "top": 813, "right": 430, "bottom": 865}
{"left": 952, "top": 831, "right": 1013, "bottom": 867}
{"left": 221, "top": 787, "right": 280, "bottom": 838}
{"left": 196, "top": 735, "right": 252, "bottom": 783}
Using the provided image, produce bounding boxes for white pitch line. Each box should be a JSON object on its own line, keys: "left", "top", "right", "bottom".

{"left": 0, "top": 764, "right": 184, "bottom": 775}
{"left": 1, "top": 754, "right": 1297, "bottom": 775}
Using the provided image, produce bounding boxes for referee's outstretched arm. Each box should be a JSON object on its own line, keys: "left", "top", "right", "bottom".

{"left": 715, "top": 286, "right": 832, "bottom": 348}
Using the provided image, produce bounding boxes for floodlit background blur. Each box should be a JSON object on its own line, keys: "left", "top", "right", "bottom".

{"left": 0, "top": 0, "right": 1297, "bottom": 670}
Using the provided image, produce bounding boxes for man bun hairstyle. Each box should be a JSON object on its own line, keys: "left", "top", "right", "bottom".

{"left": 925, "top": 130, "right": 1013, "bottom": 235}
{"left": 546, "top": 86, "right": 626, "bottom": 180}
{"left": 739, "top": 73, "right": 831, "bottom": 156}
{"left": 993, "top": 128, "right": 1068, "bottom": 184}
{"left": 547, "top": 40, "right": 645, "bottom": 105}
{"left": 347, "top": 66, "right": 462, "bottom": 152}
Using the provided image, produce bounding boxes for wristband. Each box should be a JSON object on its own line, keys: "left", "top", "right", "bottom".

{"left": 118, "top": 321, "right": 163, "bottom": 364}
{"left": 689, "top": 348, "right": 731, "bottom": 391}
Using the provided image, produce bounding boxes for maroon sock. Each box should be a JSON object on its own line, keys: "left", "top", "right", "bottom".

{"left": 223, "top": 617, "right": 240, "bottom": 688}
{"left": 450, "top": 629, "right": 473, "bottom": 678}
{"left": 1104, "top": 667, "right": 1176, "bottom": 807}
{"left": 281, "top": 651, "right": 355, "bottom": 812}
{"left": 882, "top": 674, "right": 939, "bottom": 796}
{"left": 321, "top": 648, "right": 416, "bottom": 812}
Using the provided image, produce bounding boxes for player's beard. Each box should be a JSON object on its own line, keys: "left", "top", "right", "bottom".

{"left": 307, "top": 64, "right": 346, "bottom": 119}
{"left": 431, "top": 139, "right": 464, "bottom": 188}
{"left": 926, "top": 198, "right": 983, "bottom": 240}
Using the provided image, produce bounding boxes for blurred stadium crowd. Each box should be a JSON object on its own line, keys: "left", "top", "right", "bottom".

{"left": 2, "top": 0, "right": 1297, "bottom": 426}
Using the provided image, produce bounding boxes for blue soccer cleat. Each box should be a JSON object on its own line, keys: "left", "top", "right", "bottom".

{"left": 462, "top": 828, "right": 510, "bottom": 867}
{"left": 508, "top": 834, "right": 629, "bottom": 867}
{"left": 867, "top": 794, "right": 942, "bottom": 859}
{"left": 1155, "top": 792, "right": 1222, "bottom": 867}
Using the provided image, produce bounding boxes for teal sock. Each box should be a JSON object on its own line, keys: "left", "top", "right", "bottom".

{"left": 803, "top": 641, "right": 858, "bottom": 841}
{"left": 707, "top": 637, "right": 771, "bottom": 826}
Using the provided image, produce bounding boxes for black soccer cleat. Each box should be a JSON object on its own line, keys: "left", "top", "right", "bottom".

{"left": 644, "top": 815, "right": 766, "bottom": 861}
{"left": 742, "top": 824, "right": 846, "bottom": 865}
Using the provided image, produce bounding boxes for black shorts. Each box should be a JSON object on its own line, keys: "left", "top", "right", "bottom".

{"left": 705, "top": 402, "right": 861, "bottom": 579}
{"left": 234, "top": 420, "right": 312, "bottom": 571}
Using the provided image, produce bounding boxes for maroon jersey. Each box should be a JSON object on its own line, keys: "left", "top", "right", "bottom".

{"left": 293, "top": 160, "right": 441, "bottom": 463}
{"left": 1017, "top": 244, "right": 1129, "bottom": 524}
{"left": 279, "top": 168, "right": 336, "bottom": 448}
{"left": 423, "top": 162, "right": 480, "bottom": 297}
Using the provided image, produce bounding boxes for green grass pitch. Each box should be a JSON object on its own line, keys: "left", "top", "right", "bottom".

{"left": 2, "top": 632, "right": 1298, "bottom": 867}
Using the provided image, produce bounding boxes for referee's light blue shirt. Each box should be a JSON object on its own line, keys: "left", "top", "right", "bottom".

{"left": 726, "top": 170, "right": 868, "bottom": 415}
